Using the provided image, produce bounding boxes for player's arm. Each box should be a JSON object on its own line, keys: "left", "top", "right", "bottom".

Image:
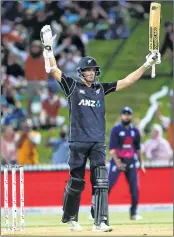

{"left": 48, "top": 57, "right": 62, "bottom": 82}
{"left": 101, "top": 53, "right": 161, "bottom": 95}
{"left": 137, "top": 149, "right": 146, "bottom": 173}
{"left": 40, "top": 25, "right": 62, "bottom": 82}
{"left": 110, "top": 150, "right": 126, "bottom": 171}
{"left": 134, "top": 129, "right": 146, "bottom": 173}
{"left": 40, "top": 25, "right": 76, "bottom": 97}
{"left": 116, "top": 53, "right": 161, "bottom": 91}
{"left": 109, "top": 127, "right": 126, "bottom": 171}
{"left": 156, "top": 104, "right": 171, "bottom": 129}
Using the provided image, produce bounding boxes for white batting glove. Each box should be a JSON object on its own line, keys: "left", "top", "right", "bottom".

{"left": 40, "top": 25, "right": 57, "bottom": 50}
{"left": 144, "top": 52, "right": 161, "bottom": 68}
{"left": 40, "top": 25, "right": 57, "bottom": 72}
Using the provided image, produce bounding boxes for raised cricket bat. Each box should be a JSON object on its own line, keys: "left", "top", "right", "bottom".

{"left": 149, "top": 2, "right": 161, "bottom": 78}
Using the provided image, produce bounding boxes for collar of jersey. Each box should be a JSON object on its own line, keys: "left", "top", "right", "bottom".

{"left": 120, "top": 122, "right": 133, "bottom": 129}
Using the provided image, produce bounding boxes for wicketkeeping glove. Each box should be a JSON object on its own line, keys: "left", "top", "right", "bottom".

{"left": 144, "top": 52, "right": 161, "bottom": 68}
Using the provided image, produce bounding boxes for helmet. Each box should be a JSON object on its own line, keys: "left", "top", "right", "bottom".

{"left": 76, "top": 56, "right": 101, "bottom": 79}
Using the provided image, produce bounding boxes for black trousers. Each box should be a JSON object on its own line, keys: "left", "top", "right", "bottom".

{"left": 68, "top": 142, "right": 106, "bottom": 188}
{"left": 62, "top": 141, "right": 107, "bottom": 222}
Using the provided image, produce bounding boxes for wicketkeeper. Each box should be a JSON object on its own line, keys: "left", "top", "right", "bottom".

{"left": 40, "top": 25, "right": 161, "bottom": 232}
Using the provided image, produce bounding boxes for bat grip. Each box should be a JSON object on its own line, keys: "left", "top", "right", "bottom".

{"left": 151, "top": 64, "right": 156, "bottom": 78}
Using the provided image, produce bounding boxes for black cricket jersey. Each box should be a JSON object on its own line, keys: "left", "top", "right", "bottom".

{"left": 59, "top": 73, "right": 117, "bottom": 142}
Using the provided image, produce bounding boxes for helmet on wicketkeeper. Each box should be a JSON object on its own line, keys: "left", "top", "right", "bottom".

{"left": 76, "top": 56, "right": 101, "bottom": 79}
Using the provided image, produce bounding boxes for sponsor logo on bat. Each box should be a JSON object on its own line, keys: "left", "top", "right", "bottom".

{"left": 152, "top": 6, "right": 158, "bottom": 10}
{"left": 153, "top": 27, "right": 158, "bottom": 50}
{"left": 149, "top": 27, "right": 153, "bottom": 50}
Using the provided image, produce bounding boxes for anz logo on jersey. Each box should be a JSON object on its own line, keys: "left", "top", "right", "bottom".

{"left": 78, "top": 99, "right": 101, "bottom": 108}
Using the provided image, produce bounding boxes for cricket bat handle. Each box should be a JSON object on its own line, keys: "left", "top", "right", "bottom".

{"left": 151, "top": 64, "right": 156, "bottom": 78}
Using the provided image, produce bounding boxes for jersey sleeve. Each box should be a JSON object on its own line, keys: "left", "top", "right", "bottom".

{"left": 59, "top": 73, "right": 76, "bottom": 97}
{"left": 101, "top": 82, "right": 117, "bottom": 96}
{"left": 109, "top": 127, "right": 119, "bottom": 150}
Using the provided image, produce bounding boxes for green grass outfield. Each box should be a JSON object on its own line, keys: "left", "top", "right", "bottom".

{"left": 1, "top": 211, "right": 173, "bottom": 236}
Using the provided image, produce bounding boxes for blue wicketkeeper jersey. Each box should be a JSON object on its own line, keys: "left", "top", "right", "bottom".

{"left": 109, "top": 123, "right": 141, "bottom": 160}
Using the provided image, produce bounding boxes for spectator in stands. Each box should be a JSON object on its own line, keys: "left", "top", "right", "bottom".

{"left": 45, "top": 126, "right": 69, "bottom": 164}
{"left": 1, "top": 125, "right": 17, "bottom": 165}
{"left": 2, "top": 1, "right": 24, "bottom": 22}
{"left": 1, "top": 85, "right": 15, "bottom": 123}
{"left": 4, "top": 39, "right": 48, "bottom": 117}
{"left": 142, "top": 124, "right": 173, "bottom": 162}
{"left": 15, "top": 118, "right": 41, "bottom": 165}
{"left": 44, "top": 1, "right": 65, "bottom": 24}
{"left": 69, "top": 1, "right": 89, "bottom": 19}
{"left": 1, "top": 53, "right": 26, "bottom": 127}
{"left": 161, "top": 21, "right": 173, "bottom": 55}
{"left": 160, "top": 21, "right": 173, "bottom": 75}
{"left": 58, "top": 45, "right": 81, "bottom": 78}
{"left": 58, "top": 24, "right": 86, "bottom": 56}
{"left": 107, "top": 16, "right": 130, "bottom": 39}
{"left": 79, "top": 6, "right": 108, "bottom": 40}
{"left": 67, "top": 25, "right": 87, "bottom": 54}
{"left": 1, "top": 83, "right": 26, "bottom": 130}
{"left": 4, "top": 101, "right": 26, "bottom": 130}
{"left": 1, "top": 81, "right": 18, "bottom": 108}
{"left": 1, "top": 21, "right": 28, "bottom": 51}
{"left": 53, "top": 37, "right": 72, "bottom": 59}
{"left": 156, "top": 103, "right": 173, "bottom": 150}
{"left": 40, "top": 87, "right": 65, "bottom": 128}
{"left": 167, "top": 120, "right": 173, "bottom": 150}
{"left": 30, "top": 9, "right": 53, "bottom": 41}
{"left": 6, "top": 52, "right": 24, "bottom": 79}
{"left": 124, "top": 1, "right": 151, "bottom": 19}
{"left": 22, "top": 1, "right": 45, "bottom": 12}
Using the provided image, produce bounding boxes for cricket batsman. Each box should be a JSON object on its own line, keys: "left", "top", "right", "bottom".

{"left": 108, "top": 107, "right": 145, "bottom": 221}
{"left": 40, "top": 25, "right": 161, "bottom": 232}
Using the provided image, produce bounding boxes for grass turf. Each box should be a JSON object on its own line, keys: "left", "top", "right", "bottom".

{"left": 1, "top": 211, "right": 173, "bottom": 236}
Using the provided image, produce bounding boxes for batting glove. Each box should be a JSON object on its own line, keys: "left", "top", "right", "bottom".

{"left": 40, "top": 25, "right": 57, "bottom": 59}
{"left": 144, "top": 52, "right": 161, "bottom": 68}
{"left": 40, "top": 25, "right": 56, "bottom": 50}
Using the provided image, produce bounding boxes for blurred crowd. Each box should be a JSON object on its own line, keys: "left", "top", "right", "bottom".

{"left": 143, "top": 92, "right": 173, "bottom": 163}
{"left": 161, "top": 21, "right": 173, "bottom": 75}
{"left": 1, "top": 118, "right": 69, "bottom": 166}
{"left": 1, "top": 1, "right": 172, "bottom": 166}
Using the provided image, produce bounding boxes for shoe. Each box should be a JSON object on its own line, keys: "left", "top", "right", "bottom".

{"left": 130, "top": 215, "right": 142, "bottom": 220}
{"left": 68, "top": 221, "right": 82, "bottom": 231}
{"left": 92, "top": 222, "right": 113, "bottom": 232}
